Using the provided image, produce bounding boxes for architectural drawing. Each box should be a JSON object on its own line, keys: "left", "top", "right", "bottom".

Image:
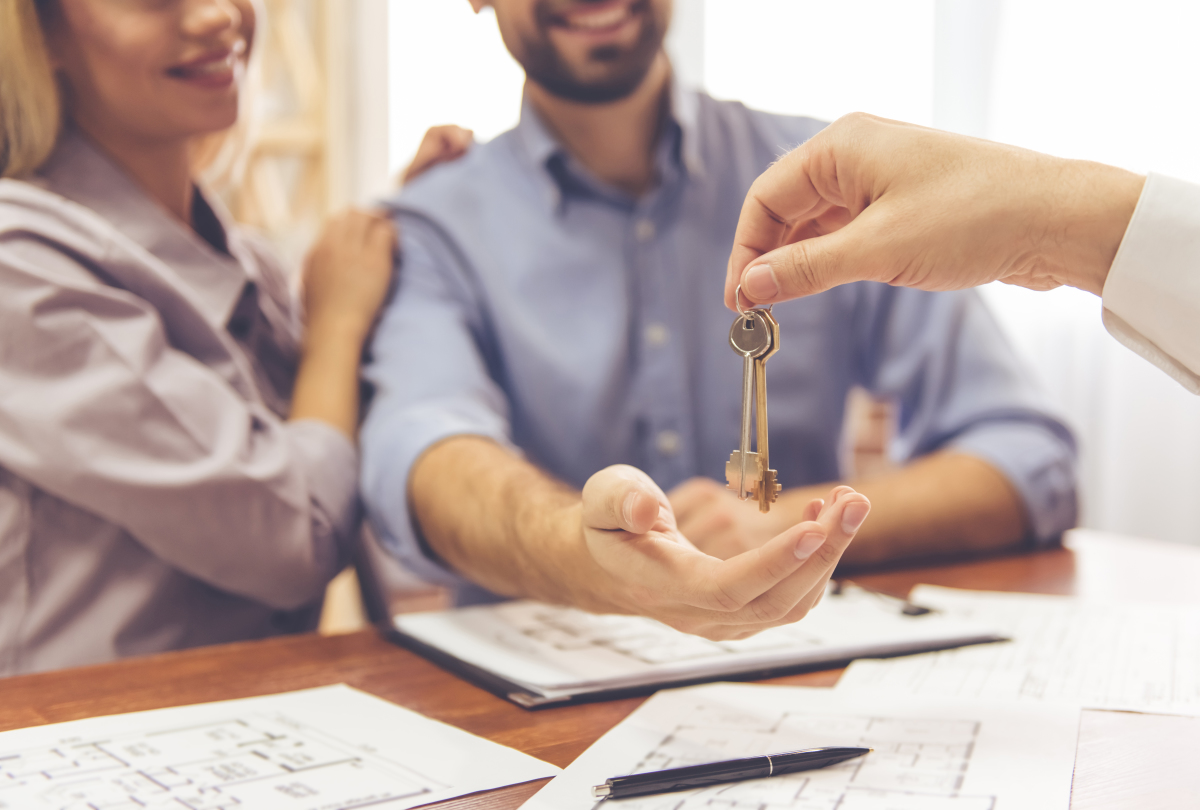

{"left": 0, "top": 712, "right": 443, "bottom": 810}
{"left": 604, "top": 704, "right": 997, "bottom": 809}
{"left": 838, "top": 586, "right": 1200, "bottom": 715}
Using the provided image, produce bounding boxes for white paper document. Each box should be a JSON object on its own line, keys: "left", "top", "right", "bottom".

{"left": 520, "top": 682, "right": 1079, "bottom": 810}
{"left": 0, "top": 684, "right": 557, "bottom": 810}
{"left": 837, "top": 585, "right": 1200, "bottom": 715}
{"left": 394, "top": 585, "right": 1002, "bottom": 703}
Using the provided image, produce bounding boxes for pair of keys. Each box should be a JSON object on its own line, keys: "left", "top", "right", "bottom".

{"left": 725, "top": 289, "right": 781, "bottom": 513}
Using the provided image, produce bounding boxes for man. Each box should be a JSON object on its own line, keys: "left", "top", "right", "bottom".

{"left": 723, "top": 113, "right": 1198, "bottom": 394}
{"left": 362, "top": 0, "right": 1076, "bottom": 635}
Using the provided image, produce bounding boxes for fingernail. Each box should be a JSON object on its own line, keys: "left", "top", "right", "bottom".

{"left": 744, "top": 262, "right": 779, "bottom": 301}
{"left": 795, "top": 532, "right": 826, "bottom": 560}
{"left": 842, "top": 502, "right": 870, "bottom": 534}
{"left": 622, "top": 491, "right": 639, "bottom": 528}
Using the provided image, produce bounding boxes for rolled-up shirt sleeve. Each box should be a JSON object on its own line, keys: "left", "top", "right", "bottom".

{"left": 858, "top": 286, "right": 1079, "bottom": 545}
{"left": 361, "top": 218, "right": 514, "bottom": 587}
{"left": 1102, "top": 172, "right": 1200, "bottom": 394}
{"left": 0, "top": 238, "right": 355, "bottom": 610}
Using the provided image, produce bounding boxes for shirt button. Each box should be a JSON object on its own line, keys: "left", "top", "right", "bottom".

{"left": 644, "top": 322, "right": 669, "bottom": 348}
{"left": 656, "top": 429, "right": 681, "bottom": 457}
{"left": 635, "top": 218, "right": 656, "bottom": 242}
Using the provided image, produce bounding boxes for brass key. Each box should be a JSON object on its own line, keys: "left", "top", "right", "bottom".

{"left": 752, "top": 308, "right": 781, "bottom": 512}
{"left": 725, "top": 305, "right": 781, "bottom": 511}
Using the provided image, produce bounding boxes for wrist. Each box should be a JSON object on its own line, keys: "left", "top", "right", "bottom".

{"left": 303, "top": 310, "right": 373, "bottom": 351}
{"left": 1052, "top": 161, "right": 1145, "bottom": 296}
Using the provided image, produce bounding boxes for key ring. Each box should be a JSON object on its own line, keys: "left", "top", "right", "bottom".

{"left": 735, "top": 284, "right": 773, "bottom": 315}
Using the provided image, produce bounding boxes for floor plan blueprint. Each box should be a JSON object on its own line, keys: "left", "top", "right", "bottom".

{"left": 837, "top": 585, "right": 1200, "bottom": 715}
{"left": 619, "top": 709, "right": 988, "bottom": 809}
{"left": 519, "top": 684, "right": 1079, "bottom": 810}
{"left": 1, "top": 714, "right": 438, "bottom": 809}
{"left": 0, "top": 685, "right": 557, "bottom": 810}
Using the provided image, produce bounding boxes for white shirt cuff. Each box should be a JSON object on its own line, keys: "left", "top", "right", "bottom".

{"left": 1102, "top": 172, "right": 1200, "bottom": 394}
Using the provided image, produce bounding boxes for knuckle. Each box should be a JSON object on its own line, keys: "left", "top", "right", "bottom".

{"left": 810, "top": 539, "right": 844, "bottom": 570}
{"left": 790, "top": 241, "right": 826, "bottom": 295}
{"left": 748, "top": 593, "right": 790, "bottom": 624}
{"left": 763, "top": 549, "right": 798, "bottom": 583}
{"left": 706, "top": 580, "right": 745, "bottom": 613}
{"left": 841, "top": 110, "right": 870, "bottom": 130}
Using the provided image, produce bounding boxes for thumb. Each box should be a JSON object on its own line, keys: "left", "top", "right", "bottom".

{"left": 738, "top": 213, "right": 894, "bottom": 305}
{"left": 582, "top": 465, "right": 663, "bottom": 534}
{"left": 738, "top": 226, "right": 863, "bottom": 305}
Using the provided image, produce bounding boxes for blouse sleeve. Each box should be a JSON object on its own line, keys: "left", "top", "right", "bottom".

{"left": 0, "top": 231, "right": 356, "bottom": 610}
{"left": 1102, "top": 173, "right": 1200, "bottom": 394}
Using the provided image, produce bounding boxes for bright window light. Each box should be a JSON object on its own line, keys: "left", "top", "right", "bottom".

{"left": 702, "top": 0, "right": 935, "bottom": 125}
{"left": 989, "top": 0, "right": 1200, "bottom": 182}
{"left": 388, "top": 2, "right": 526, "bottom": 176}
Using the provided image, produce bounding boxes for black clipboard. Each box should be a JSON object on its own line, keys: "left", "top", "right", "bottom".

{"left": 380, "top": 622, "right": 1008, "bottom": 710}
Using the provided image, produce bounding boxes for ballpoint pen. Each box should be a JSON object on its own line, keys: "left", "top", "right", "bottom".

{"left": 591, "top": 746, "right": 871, "bottom": 800}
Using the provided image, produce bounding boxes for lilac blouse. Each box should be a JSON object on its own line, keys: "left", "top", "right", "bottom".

{"left": 0, "top": 130, "right": 358, "bottom": 675}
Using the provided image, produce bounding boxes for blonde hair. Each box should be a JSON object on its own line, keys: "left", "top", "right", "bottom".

{"left": 0, "top": 0, "right": 61, "bottom": 178}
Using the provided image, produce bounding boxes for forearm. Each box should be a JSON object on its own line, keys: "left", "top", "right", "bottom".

{"left": 771, "top": 452, "right": 1027, "bottom": 567}
{"left": 290, "top": 316, "right": 369, "bottom": 439}
{"left": 408, "top": 436, "right": 618, "bottom": 611}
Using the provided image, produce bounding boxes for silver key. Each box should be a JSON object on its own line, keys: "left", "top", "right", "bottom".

{"left": 726, "top": 310, "right": 772, "bottom": 502}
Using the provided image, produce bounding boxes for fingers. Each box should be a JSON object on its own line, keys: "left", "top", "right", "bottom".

{"left": 439, "top": 124, "right": 475, "bottom": 154}
{"left": 724, "top": 136, "right": 838, "bottom": 309}
{"left": 301, "top": 207, "right": 399, "bottom": 328}
{"left": 728, "top": 487, "right": 870, "bottom": 627}
{"left": 582, "top": 465, "right": 665, "bottom": 535}
{"left": 693, "top": 520, "right": 829, "bottom": 613}
{"left": 584, "top": 473, "right": 870, "bottom": 640}
{"left": 402, "top": 124, "right": 475, "bottom": 184}
{"left": 802, "top": 498, "right": 824, "bottom": 522}
{"left": 724, "top": 112, "right": 902, "bottom": 308}
{"left": 666, "top": 476, "right": 722, "bottom": 517}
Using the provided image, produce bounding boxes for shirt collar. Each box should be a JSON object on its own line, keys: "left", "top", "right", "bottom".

{"left": 510, "top": 73, "right": 707, "bottom": 210}
{"left": 33, "top": 126, "right": 251, "bottom": 329}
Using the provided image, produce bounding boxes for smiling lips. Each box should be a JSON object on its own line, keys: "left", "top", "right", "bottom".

{"left": 554, "top": 0, "right": 641, "bottom": 34}
{"left": 165, "top": 41, "right": 245, "bottom": 89}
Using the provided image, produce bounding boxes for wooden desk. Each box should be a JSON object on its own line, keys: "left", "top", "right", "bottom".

{"left": 3, "top": 529, "right": 1199, "bottom": 809}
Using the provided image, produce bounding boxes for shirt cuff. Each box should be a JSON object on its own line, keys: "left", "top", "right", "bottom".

{"left": 361, "top": 402, "right": 513, "bottom": 589}
{"left": 285, "top": 419, "right": 360, "bottom": 575}
{"left": 1102, "top": 173, "right": 1200, "bottom": 394}
{"left": 948, "top": 422, "right": 1078, "bottom": 546}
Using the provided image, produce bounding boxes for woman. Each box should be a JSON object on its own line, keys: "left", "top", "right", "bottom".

{"left": 0, "top": 0, "right": 462, "bottom": 675}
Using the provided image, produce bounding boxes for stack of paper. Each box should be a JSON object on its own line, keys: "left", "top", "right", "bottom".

{"left": 520, "top": 682, "right": 1080, "bottom": 809}
{"left": 392, "top": 584, "right": 1004, "bottom": 706}
{"left": 836, "top": 585, "right": 1200, "bottom": 715}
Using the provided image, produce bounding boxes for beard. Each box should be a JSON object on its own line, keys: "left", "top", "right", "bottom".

{"left": 520, "top": 0, "right": 666, "bottom": 104}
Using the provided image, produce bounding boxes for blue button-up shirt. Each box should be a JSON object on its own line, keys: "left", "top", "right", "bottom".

{"left": 364, "top": 86, "right": 1078, "bottom": 597}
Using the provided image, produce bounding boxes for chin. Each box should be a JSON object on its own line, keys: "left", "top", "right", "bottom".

{"left": 178, "top": 103, "right": 242, "bottom": 139}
